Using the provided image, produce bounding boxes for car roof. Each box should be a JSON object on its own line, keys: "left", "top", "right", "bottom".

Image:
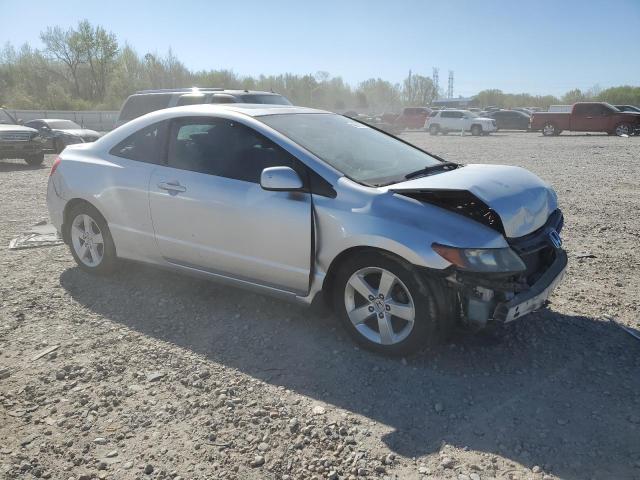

{"left": 157, "top": 103, "right": 331, "bottom": 118}
{"left": 132, "top": 88, "right": 284, "bottom": 96}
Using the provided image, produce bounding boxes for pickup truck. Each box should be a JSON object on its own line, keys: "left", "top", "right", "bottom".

{"left": 0, "top": 108, "right": 45, "bottom": 165}
{"left": 531, "top": 102, "right": 640, "bottom": 136}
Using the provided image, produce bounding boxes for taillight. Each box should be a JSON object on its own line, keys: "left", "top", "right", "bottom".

{"left": 50, "top": 156, "right": 61, "bottom": 176}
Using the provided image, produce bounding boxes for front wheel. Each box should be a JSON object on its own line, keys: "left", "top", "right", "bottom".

{"left": 429, "top": 124, "right": 440, "bottom": 135}
{"left": 24, "top": 153, "right": 44, "bottom": 166}
{"left": 471, "top": 125, "right": 482, "bottom": 136}
{"left": 333, "top": 251, "right": 453, "bottom": 356}
{"left": 65, "top": 203, "right": 117, "bottom": 274}
{"left": 615, "top": 123, "right": 632, "bottom": 136}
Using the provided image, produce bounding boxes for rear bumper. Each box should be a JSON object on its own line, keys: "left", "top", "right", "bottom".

{"left": 46, "top": 176, "right": 66, "bottom": 237}
{"left": 493, "top": 248, "right": 567, "bottom": 322}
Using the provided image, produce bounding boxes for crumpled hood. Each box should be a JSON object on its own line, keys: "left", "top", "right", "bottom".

{"left": 389, "top": 164, "right": 558, "bottom": 238}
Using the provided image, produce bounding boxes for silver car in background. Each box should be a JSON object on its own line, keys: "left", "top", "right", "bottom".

{"left": 47, "top": 104, "right": 567, "bottom": 355}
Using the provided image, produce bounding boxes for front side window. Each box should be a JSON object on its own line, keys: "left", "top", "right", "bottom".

{"left": 167, "top": 117, "right": 296, "bottom": 183}
{"left": 110, "top": 121, "right": 167, "bottom": 163}
{"left": 0, "top": 110, "right": 16, "bottom": 125}
{"left": 259, "top": 113, "right": 441, "bottom": 186}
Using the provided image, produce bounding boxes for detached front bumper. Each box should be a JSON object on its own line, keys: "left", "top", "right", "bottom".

{"left": 493, "top": 248, "right": 567, "bottom": 322}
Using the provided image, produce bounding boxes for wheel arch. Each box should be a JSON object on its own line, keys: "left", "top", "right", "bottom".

{"left": 62, "top": 198, "right": 111, "bottom": 248}
{"left": 320, "top": 245, "right": 423, "bottom": 309}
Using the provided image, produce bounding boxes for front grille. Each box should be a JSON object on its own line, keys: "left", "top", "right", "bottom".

{"left": 0, "top": 132, "right": 32, "bottom": 142}
{"left": 509, "top": 210, "right": 563, "bottom": 284}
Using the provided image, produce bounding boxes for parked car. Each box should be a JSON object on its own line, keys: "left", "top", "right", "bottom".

{"left": 531, "top": 102, "right": 640, "bottom": 136}
{"left": 0, "top": 107, "right": 45, "bottom": 165}
{"left": 615, "top": 105, "right": 640, "bottom": 113}
{"left": 24, "top": 119, "right": 101, "bottom": 153}
{"left": 394, "top": 107, "right": 432, "bottom": 130}
{"left": 47, "top": 104, "right": 567, "bottom": 355}
{"left": 487, "top": 110, "right": 531, "bottom": 131}
{"left": 425, "top": 110, "right": 497, "bottom": 135}
{"left": 116, "top": 88, "right": 292, "bottom": 127}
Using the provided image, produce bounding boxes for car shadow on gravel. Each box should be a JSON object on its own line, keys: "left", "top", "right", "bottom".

{"left": 0, "top": 161, "right": 46, "bottom": 172}
{"left": 60, "top": 263, "right": 640, "bottom": 480}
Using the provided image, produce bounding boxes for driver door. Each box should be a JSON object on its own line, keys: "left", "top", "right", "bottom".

{"left": 148, "top": 117, "right": 312, "bottom": 294}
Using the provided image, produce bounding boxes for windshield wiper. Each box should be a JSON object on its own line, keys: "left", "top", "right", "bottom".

{"left": 404, "top": 162, "right": 459, "bottom": 180}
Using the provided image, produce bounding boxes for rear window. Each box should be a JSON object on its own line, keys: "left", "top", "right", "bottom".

{"left": 118, "top": 94, "right": 173, "bottom": 122}
{"left": 240, "top": 94, "right": 292, "bottom": 105}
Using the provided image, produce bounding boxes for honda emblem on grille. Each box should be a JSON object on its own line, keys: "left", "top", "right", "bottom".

{"left": 548, "top": 229, "right": 562, "bottom": 249}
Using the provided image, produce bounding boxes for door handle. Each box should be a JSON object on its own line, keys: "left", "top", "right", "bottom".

{"left": 158, "top": 181, "right": 186, "bottom": 193}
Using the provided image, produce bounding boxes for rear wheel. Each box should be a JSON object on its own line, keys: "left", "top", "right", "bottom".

{"left": 24, "top": 153, "right": 44, "bottom": 166}
{"left": 65, "top": 203, "right": 117, "bottom": 274}
{"left": 429, "top": 124, "right": 440, "bottom": 135}
{"left": 471, "top": 125, "right": 482, "bottom": 136}
{"left": 542, "top": 123, "right": 559, "bottom": 136}
{"left": 333, "top": 251, "right": 453, "bottom": 356}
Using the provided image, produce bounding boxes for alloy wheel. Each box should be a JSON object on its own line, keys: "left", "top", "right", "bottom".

{"left": 344, "top": 267, "right": 415, "bottom": 345}
{"left": 70, "top": 213, "right": 105, "bottom": 267}
{"left": 615, "top": 124, "right": 630, "bottom": 136}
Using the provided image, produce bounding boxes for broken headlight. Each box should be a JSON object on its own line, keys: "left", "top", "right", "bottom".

{"left": 432, "top": 243, "right": 526, "bottom": 273}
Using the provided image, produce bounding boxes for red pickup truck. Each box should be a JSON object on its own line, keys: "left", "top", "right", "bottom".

{"left": 531, "top": 102, "right": 640, "bottom": 136}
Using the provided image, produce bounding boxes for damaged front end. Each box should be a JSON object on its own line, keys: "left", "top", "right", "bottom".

{"left": 439, "top": 210, "right": 567, "bottom": 328}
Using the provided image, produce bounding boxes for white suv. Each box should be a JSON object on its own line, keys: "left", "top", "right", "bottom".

{"left": 425, "top": 110, "right": 497, "bottom": 136}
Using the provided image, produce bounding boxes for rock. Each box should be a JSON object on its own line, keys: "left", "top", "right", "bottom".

{"left": 97, "top": 461, "right": 107, "bottom": 470}
{"left": 0, "top": 368, "right": 10, "bottom": 380}
{"left": 441, "top": 457, "right": 455, "bottom": 469}
{"left": 20, "top": 434, "right": 38, "bottom": 446}
{"left": 93, "top": 437, "right": 108, "bottom": 445}
{"left": 144, "top": 464, "right": 154, "bottom": 474}
{"left": 106, "top": 450, "right": 118, "bottom": 458}
{"left": 147, "top": 371, "right": 165, "bottom": 382}
{"left": 312, "top": 405, "right": 326, "bottom": 415}
{"left": 532, "top": 465, "right": 542, "bottom": 473}
{"left": 250, "top": 455, "right": 265, "bottom": 468}
{"left": 328, "top": 471, "right": 339, "bottom": 480}
{"left": 470, "top": 474, "right": 481, "bottom": 480}
{"left": 257, "top": 442, "right": 269, "bottom": 452}
{"left": 123, "top": 462, "right": 133, "bottom": 470}
{"left": 288, "top": 417, "right": 300, "bottom": 433}
{"left": 434, "top": 402, "right": 444, "bottom": 413}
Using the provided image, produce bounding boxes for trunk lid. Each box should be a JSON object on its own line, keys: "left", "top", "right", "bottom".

{"left": 389, "top": 164, "right": 558, "bottom": 238}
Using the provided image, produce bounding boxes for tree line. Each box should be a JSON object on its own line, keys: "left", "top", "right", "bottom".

{"left": 1, "top": 20, "right": 639, "bottom": 112}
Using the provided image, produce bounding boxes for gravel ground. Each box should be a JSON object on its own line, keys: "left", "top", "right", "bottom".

{"left": 1, "top": 131, "right": 639, "bottom": 480}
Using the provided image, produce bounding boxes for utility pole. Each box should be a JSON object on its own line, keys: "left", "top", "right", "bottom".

{"left": 447, "top": 70, "right": 454, "bottom": 99}
{"left": 432, "top": 67, "right": 439, "bottom": 99}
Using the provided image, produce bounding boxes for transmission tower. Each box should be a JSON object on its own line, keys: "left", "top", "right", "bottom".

{"left": 447, "top": 70, "right": 454, "bottom": 98}
{"left": 432, "top": 67, "right": 439, "bottom": 99}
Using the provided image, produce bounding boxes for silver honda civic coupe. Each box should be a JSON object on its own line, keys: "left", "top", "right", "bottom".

{"left": 47, "top": 104, "right": 567, "bottom": 355}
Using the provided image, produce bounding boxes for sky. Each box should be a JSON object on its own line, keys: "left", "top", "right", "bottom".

{"left": 1, "top": 0, "right": 638, "bottom": 97}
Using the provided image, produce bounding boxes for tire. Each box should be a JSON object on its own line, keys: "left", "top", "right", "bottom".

{"left": 332, "top": 250, "right": 453, "bottom": 356}
{"left": 24, "top": 153, "right": 44, "bottom": 166}
{"left": 429, "top": 124, "right": 440, "bottom": 135}
{"left": 64, "top": 203, "right": 117, "bottom": 274}
{"left": 54, "top": 138, "right": 64, "bottom": 154}
{"left": 471, "top": 125, "right": 482, "bottom": 136}
{"left": 614, "top": 123, "right": 632, "bottom": 136}
{"left": 542, "top": 123, "right": 559, "bottom": 136}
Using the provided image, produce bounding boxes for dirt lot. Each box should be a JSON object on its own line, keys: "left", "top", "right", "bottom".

{"left": 1, "top": 131, "right": 639, "bottom": 480}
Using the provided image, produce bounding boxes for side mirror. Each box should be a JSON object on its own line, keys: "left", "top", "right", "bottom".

{"left": 260, "top": 166, "right": 304, "bottom": 192}
{"left": 17, "top": 118, "right": 24, "bottom": 125}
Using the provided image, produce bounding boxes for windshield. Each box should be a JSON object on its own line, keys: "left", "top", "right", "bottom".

{"left": 47, "top": 120, "right": 81, "bottom": 129}
{"left": 240, "top": 94, "right": 292, "bottom": 105}
{"left": 0, "top": 110, "right": 16, "bottom": 125}
{"left": 259, "top": 113, "right": 441, "bottom": 185}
